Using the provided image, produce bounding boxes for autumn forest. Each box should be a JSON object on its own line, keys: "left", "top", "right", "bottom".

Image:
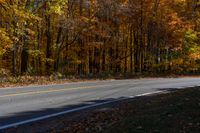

{"left": 0, "top": 0, "right": 199, "bottom": 77}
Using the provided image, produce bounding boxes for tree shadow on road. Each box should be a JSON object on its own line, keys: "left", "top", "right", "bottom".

{"left": 0, "top": 87, "right": 195, "bottom": 133}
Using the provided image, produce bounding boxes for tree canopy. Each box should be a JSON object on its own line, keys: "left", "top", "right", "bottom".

{"left": 0, "top": 0, "right": 199, "bottom": 76}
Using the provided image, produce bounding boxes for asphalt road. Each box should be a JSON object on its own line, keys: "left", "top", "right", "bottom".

{"left": 1, "top": 78, "right": 200, "bottom": 130}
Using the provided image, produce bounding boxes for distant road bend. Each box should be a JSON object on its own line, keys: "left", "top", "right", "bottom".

{"left": 1, "top": 78, "right": 200, "bottom": 130}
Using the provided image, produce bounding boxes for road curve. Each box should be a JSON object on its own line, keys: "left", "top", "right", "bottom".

{"left": 0, "top": 78, "right": 200, "bottom": 130}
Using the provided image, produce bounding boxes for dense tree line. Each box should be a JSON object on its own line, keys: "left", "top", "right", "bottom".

{"left": 0, "top": 0, "right": 199, "bottom": 76}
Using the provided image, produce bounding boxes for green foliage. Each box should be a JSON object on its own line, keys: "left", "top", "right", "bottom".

{"left": 28, "top": 50, "right": 43, "bottom": 58}
{"left": 184, "top": 29, "right": 198, "bottom": 48}
{"left": 184, "top": 29, "right": 200, "bottom": 60}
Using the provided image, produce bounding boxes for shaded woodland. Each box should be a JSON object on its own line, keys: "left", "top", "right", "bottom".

{"left": 0, "top": 0, "right": 199, "bottom": 77}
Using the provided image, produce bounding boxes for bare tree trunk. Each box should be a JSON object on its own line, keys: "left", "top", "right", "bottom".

{"left": 45, "top": 15, "right": 52, "bottom": 74}
{"left": 130, "top": 27, "right": 133, "bottom": 73}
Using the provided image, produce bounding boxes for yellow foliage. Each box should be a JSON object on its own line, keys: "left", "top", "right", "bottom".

{"left": 0, "top": 29, "right": 12, "bottom": 56}
{"left": 190, "top": 53, "right": 200, "bottom": 60}
{"left": 0, "top": 0, "right": 5, "bottom": 3}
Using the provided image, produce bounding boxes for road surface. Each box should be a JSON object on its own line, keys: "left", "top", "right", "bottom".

{"left": 0, "top": 78, "right": 200, "bottom": 130}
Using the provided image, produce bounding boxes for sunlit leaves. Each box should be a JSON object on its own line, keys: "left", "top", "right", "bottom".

{"left": 0, "top": 0, "right": 200, "bottom": 75}
{"left": 0, "top": 29, "right": 12, "bottom": 56}
{"left": 44, "top": 0, "right": 67, "bottom": 15}
{"left": 184, "top": 29, "right": 200, "bottom": 60}
{"left": 0, "top": 0, "right": 5, "bottom": 4}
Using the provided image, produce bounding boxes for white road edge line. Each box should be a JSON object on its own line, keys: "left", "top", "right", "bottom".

{"left": 0, "top": 90, "right": 166, "bottom": 131}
